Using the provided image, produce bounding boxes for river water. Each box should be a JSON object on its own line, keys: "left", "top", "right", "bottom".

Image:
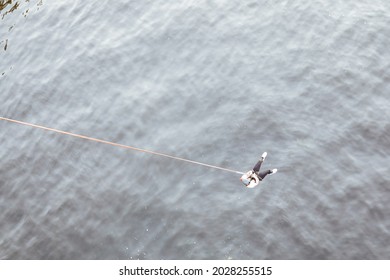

{"left": 1, "top": 0, "right": 389, "bottom": 259}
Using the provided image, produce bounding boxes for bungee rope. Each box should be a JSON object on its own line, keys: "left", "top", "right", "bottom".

{"left": 0, "top": 117, "right": 244, "bottom": 175}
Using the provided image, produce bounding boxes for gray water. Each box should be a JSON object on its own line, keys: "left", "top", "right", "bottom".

{"left": 1, "top": 0, "right": 389, "bottom": 260}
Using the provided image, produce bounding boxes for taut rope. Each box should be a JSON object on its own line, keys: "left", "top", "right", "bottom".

{"left": 0, "top": 117, "right": 244, "bottom": 175}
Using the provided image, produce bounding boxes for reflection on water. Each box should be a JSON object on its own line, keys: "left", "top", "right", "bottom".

{"left": 0, "top": 0, "right": 43, "bottom": 15}
{"left": 0, "top": 0, "right": 44, "bottom": 76}
{"left": 1, "top": 0, "right": 20, "bottom": 19}
{"left": 1, "top": 0, "right": 43, "bottom": 20}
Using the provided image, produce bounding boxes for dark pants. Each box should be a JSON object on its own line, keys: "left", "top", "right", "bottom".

{"left": 253, "top": 159, "right": 272, "bottom": 180}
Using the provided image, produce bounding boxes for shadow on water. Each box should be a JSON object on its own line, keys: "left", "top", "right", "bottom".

{"left": 1, "top": 0, "right": 44, "bottom": 76}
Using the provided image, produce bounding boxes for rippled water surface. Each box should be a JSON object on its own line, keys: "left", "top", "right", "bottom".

{"left": 1, "top": 0, "right": 389, "bottom": 259}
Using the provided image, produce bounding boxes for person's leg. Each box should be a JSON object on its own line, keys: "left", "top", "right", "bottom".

{"left": 253, "top": 152, "right": 267, "bottom": 173}
{"left": 258, "top": 169, "right": 272, "bottom": 180}
{"left": 253, "top": 159, "right": 263, "bottom": 173}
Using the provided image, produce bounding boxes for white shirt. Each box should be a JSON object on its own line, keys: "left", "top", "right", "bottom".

{"left": 240, "top": 170, "right": 260, "bottom": 188}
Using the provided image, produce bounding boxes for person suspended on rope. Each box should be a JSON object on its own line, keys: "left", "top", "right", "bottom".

{"left": 240, "top": 152, "right": 277, "bottom": 188}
